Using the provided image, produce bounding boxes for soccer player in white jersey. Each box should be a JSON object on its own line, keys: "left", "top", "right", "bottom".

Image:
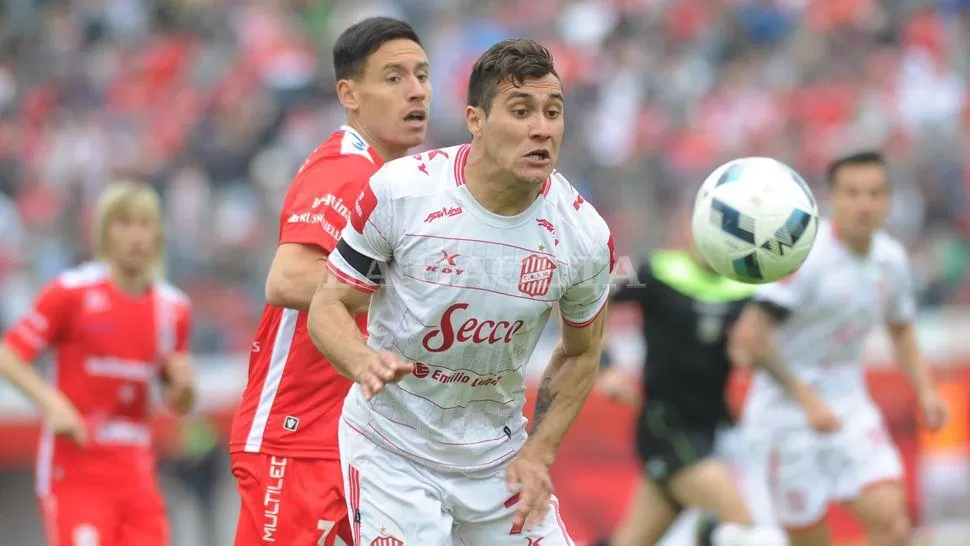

{"left": 730, "top": 151, "right": 948, "bottom": 546}
{"left": 307, "top": 39, "right": 614, "bottom": 546}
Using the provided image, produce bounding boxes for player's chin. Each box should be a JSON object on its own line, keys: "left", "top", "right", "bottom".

{"left": 395, "top": 128, "right": 428, "bottom": 150}
{"left": 516, "top": 165, "right": 553, "bottom": 185}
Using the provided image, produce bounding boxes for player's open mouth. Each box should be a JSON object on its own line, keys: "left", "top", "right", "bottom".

{"left": 524, "top": 150, "right": 551, "bottom": 164}
{"left": 404, "top": 110, "right": 427, "bottom": 126}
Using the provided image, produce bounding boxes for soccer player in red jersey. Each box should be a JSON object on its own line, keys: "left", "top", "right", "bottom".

{"left": 228, "top": 17, "right": 431, "bottom": 546}
{"left": 0, "top": 180, "right": 195, "bottom": 546}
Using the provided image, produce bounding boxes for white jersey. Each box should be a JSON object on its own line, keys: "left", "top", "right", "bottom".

{"left": 327, "top": 144, "right": 614, "bottom": 472}
{"left": 746, "top": 219, "right": 916, "bottom": 417}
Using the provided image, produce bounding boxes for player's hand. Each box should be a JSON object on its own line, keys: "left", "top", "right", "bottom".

{"left": 804, "top": 398, "right": 840, "bottom": 434}
{"left": 505, "top": 451, "right": 554, "bottom": 532}
{"left": 165, "top": 382, "right": 195, "bottom": 416}
{"left": 918, "top": 389, "right": 948, "bottom": 432}
{"left": 44, "top": 395, "right": 88, "bottom": 447}
{"left": 356, "top": 351, "right": 414, "bottom": 401}
{"left": 596, "top": 369, "right": 641, "bottom": 407}
{"left": 794, "top": 384, "right": 840, "bottom": 434}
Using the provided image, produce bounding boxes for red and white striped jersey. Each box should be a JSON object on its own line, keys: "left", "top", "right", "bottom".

{"left": 328, "top": 144, "right": 614, "bottom": 472}
{"left": 2, "top": 261, "right": 191, "bottom": 495}
{"left": 229, "top": 126, "right": 382, "bottom": 459}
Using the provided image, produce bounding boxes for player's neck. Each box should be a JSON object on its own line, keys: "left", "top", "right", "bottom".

{"left": 462, "top": 147, "right": 540, "bottom": 216}
{"left": 843, "top": 236, "right": 873, "bottom": 257}
{"left": 345, "top": 120, "right": 408, "bottom": 162}
{"left": 110, "top": 266, "right": 152, "bottom": 295}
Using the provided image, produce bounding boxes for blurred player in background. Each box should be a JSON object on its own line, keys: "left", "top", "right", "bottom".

{"left": 228, "top": 17, "right": 431, "bottom": 546}
{"left": 732, "top": 151, "right": 949, "bottom": 546}
{"left": 0, "top": 180, "right": 194, "bottom": 546}
{"left": 308, "top": 39, "right": 613, "bottom": 545}
{"left": 594, "top": 246, "right": 784, "bottom": 546}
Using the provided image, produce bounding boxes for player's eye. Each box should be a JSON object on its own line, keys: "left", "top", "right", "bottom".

{"left": 513, "top": 108, "right": 529, "bottom": 118}
{"left": 546, "top": 110, "right": 562, "bottom": 119}
{"left": 387, "top": 74, "right": 401, "bottom": 83}
{"left": 416, "top": 73, "right": 429, "bottom": 82}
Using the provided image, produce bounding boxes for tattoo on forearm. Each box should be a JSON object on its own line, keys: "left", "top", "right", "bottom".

{"left": 532, "top": 375, "right": 558, "bottom": 431}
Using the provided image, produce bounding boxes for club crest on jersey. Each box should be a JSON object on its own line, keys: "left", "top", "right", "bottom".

{"left": 518, "top": 255, "right": 557, "bottom": 297}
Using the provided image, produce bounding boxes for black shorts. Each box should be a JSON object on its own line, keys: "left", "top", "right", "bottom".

{"left": 635, "top": 400, "right": 719, "bottom": 487}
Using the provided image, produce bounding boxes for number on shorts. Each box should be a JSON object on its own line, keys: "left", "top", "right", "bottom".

{"left": 317, "top": 519, "right": 335, "bottom": 546}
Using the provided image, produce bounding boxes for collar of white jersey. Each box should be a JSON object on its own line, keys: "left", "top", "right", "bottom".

{"left": 448, "top": 143, "right": 555, "bottom": 228}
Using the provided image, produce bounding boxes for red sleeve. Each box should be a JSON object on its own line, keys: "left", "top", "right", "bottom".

{"left": 279, "top": 156, "right": 377, "bottom": 254}
{"left": 175, "top": 302, "right": 192, "bottom": 352}
{"left": 3, "top": 281, "right": 73, "bottom": 362}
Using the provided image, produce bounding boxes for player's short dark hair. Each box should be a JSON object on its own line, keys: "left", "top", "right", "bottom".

{"left": 333, "top": 17, "right": 421, "bottom": 81}
{"left": 466, "top": 39, "right": 560, "bottom": 114}
{"left": 826, "top": 151, "right": 887, "bottom": 187}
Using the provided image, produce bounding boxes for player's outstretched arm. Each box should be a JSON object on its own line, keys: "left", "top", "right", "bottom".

{"left": 888, "top": 322, "right": 947, "bottom": 431}
{"left": 265, "top": 243, "right": 328, "bottom": 311}
{"left": 307, "top": 268, "right": 412, "bottom": 400}
{"left": 0, "top": 342, "right": 87, "bottom": 445}
{"left": 731, "top": 304, "right": 839, "bottom": 432}
{"left": 529, "top": 310, "right": 607, "bottom": 455}
{"left": 507, "top": 310, "right": 607, "bottom": 530}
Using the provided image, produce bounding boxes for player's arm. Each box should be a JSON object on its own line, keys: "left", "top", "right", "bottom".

{"left": 265, "top": 243, "right": 328, "bottom": 311}
{"left": 731, "top": 303, "right": 800, "bottom": 392}
{"left": 161, "top": 301, "right": 196, "bottom": 415}
{"left": 308, "top": 262, "right": 380, "bottom": 376}
{"left": 0, "top": 343, "right": 85, "bottom": 445}
{"left": 0, "top": 285, "right": 87, "bottom": 445}
{"left": 267, "top": 158, "right": 369, "bottom": 311}
{"left": 306, "top": 171, "right": 412, "bottom": 398}
{"left": 523, "top": 310, "right": 607, "bottom": 464}
{"left": 885, "top": 252, "right": 947, "bottom": 430}
{"left": 731, "top": 275, "right": 839, "bottom": 432}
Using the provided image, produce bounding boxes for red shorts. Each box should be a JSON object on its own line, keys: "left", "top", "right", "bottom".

{"left": 39, "top": 481, "right": 169, "bottom": 546}
{"left": 232, "top": 452, "right": 353, "bottom": 546}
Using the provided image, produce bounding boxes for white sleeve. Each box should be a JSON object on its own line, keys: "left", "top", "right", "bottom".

{"left": 560, "top": 232, "right": 615, "bottom": 328}
{"left": 753, "top": 261, "right": 815, "bottom": 317}
{"left": 888, "top": 251, "right": 917, "bottom": 325}
{"left": 326, "top": 169, "right": 396, "bottom": 293}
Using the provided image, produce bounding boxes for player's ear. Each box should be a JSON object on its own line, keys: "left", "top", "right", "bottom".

{"left": 336, "top": 78, "right": 360, "bottom": 112}
{"left": 465, "top": 105, "right": 485, "bottom": 139}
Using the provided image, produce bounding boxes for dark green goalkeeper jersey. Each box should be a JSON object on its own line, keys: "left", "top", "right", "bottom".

{"left": 612, "top": 250, "right": 755, "bottom": 426}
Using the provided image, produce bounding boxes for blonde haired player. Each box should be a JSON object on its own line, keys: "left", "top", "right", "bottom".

{"left": 732, "top": 151, "right": 948, "bottom": 546}
{"left": 0, "top": 180, "right": 194, "bottom": 546}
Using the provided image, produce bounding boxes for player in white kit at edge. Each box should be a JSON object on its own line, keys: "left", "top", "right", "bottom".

{"left": 307, "top": 39, "right": 613, "bottom": 546}
{"left": 731, "top": 151, "right": 948, "bottom": 546}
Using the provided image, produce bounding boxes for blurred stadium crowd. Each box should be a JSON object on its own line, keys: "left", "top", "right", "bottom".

{"left": 0, "top": 0, "right": 968, "bottom": 355}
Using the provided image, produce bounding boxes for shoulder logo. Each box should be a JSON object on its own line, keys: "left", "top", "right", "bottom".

{"left": 536, "top": 218, "right": 559, "bottom": 248}
{"left": 340, "top": 129, "right": 373, "bottom": 162}
{"left": 350, "top": 183, "right": 378, "bottom": 233}
{"left": 572, "top": 193, "right": 585, "bottom": 211}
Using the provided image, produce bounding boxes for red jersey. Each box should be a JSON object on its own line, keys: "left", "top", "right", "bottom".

{"left": 3, "top": 261, "right": 191, "bottom": 495}
{"left": 229, "top": 126, "right": 383, "bottom": 459}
